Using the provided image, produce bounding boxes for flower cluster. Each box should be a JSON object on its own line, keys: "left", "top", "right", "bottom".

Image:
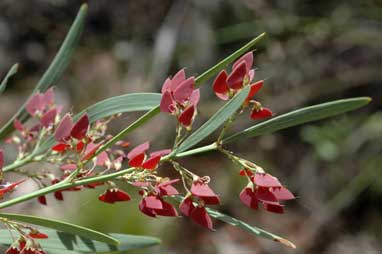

{"left": 6, "top": 229, "right": 48, "bottom": 254}
{"left": 160, "top": 69, "right": 200, "bottom": 129}
{"left": 239, "top": 170, "right": 295, "bottom": 213}
{"left": 212, "top": 52, "right": 272, "bottom": 120}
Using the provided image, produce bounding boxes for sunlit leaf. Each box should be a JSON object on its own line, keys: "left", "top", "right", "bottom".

{"left": 0, "top": 229, "right": 160, "bottom": 253}
{"left": 0, "top": 63, "right": 18, "bottom": 94}
{"left": 224, "top": 97, "right": 371, "bottom": 143}
{"left": 0, "top": 4, "right": 87, "bottom": 140}
{"left": 0, "top": 213, "right": 119, "bottom": 245}
{"left": 177, "top": 86, "right": 250, "bottom": 153}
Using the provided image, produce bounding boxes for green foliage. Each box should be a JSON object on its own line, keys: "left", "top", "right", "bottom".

{"left": 0, "top": 229, "right": 160, "bottom": 253}
{"left": 0, "top": 213, "right": 119, "bottom": 245}
{"left": 0, "top": 64, "right": 18, "bottom": 94}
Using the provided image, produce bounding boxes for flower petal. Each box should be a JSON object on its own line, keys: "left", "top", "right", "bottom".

{"left": 127, "top": 142, "right": 150, "bottom": 160}
{"left": 190, "top": 206, "right": 214, "bottom": 230}
{"left": 173, "top": 77, "right": 195, "bottom": 103}
{"left": 161, "top": 78, "right": 172, "bottom": 93}
{"left": 271, "top": 186, "right": 295, "bottom": 201}
{"left": 253, "top": 173, "right": 282, "bottom": 187}
{"left": 160, "top": 91, "right": 175, "bottom": 113}
{"left": 154, "top": 200, "right": 178, "bottom": 217}
{"left": 144, "top": 195, "right": 163, "bottom": 209}
{"left": 139, "top": 199, "right": 157, "bottom": 217}
{"left": 54, "top": 114, "right": 73, "bottom": 142}
{"left": 40, "top": 108, "right": 57, "bottom": 127}
{"left": 255, "top": 187, "right": 278, "bottom": 203}
{"left": 26, "top": 93, "right": 44, "bottom": 116}
{"left": 52, "top": 143, "right": 70, "bottom": 152}
{"left": 38, "top": 195, "right": 47, "bottom": 205}
{"left": 170, "top": 68, "right": 186, "bottom": 91}
{"left": 246, "top": 80, "right": 263, "bottom": 103}
{"left": 142, "top": 155, "right": 161, "bottom": 170}
{"left": 0, "top": 179, "right": 27, "bottom": 195}
{"left": 212, "top": 70, "right": 229, "bottom": 100}
{"left": 189, "top": 89, "right": 200, "bottom": 105}
{"left": 178, "top": 104, "right": 195, "bottom": 127}
{"left": 13, "top": 119, "right": 24, "bottom": 131}
{"left": 239, "top": 187, "right": 258, "bottom": 210}
{"left": 233, "top": 51, "right": 253, "bottom": 72}
{"left": 149, "top": 149, "right": 172, "bottom": 157}
{"left": 264, "top": 203, "right": 284, "bottom": 214}
{"left": 250, "top": 107, "right": 273, "bottom": 120}
{"left": 179, "top": 197, "right": 195, "bottom": 217}
{"left": 70, "top": 113, "right": 89, "bottom": 140}
{"left": 191, "top": 181, "right": 220, "bottom": 205}
{"left": 226, "top": 62, "right": 247, "bottom": 90}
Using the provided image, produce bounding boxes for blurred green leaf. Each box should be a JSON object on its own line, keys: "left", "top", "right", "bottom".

{"left": 0, "top": 213, "right": 119, "bottom": 245}
{"left": 0, "top": 4, "right": 87, "bottom": 140}
{"left": 0, "top": 229, "right": 160, "bottom": 253}
{"left": 0, "top": 63, "right": 18, "bottom": 94}
{"left": 177, "top": 86, "right": 250, "bottom": 153}
{"left": 224, "top": 97, "right": 371, "bottom": 143}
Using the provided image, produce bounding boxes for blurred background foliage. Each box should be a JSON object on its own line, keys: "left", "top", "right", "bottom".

{"left": 0, "top": 0, "right": 381, "bottom": 253}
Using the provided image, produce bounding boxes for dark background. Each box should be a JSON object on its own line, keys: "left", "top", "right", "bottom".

{"left": 0, "top": 0, "right": 381, "bottom": 253}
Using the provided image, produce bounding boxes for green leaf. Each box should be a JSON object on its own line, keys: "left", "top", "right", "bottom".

{"left": 0, "top": 4, "right": 87, "bottom": 140}
{"left": 0, "top": 229, "right": 160, "bottom": 253}
{"left": 224, "top": 97, "right": 372, "bottom": 143}
{"left": 35, "top": 93, "right": 161, "bottom": 155}
{"left": 0, "top": 63, "right": 18, "bottom": 94}
{"left": 177, "top": 86, "right": 250, "bottom": 153}
{"left": 0, "top": 213, "right": 119, "bottom": 246}
{"left": 206, "top": 208, "right": 296, "bottom": 248}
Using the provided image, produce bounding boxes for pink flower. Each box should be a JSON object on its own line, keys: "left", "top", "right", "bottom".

{"left": 190, "top": 179, "right": 220, "bottom": 205}
{"left": 160, "top": 69, "right": 200, "bottom": 128}
{"left": 127, "top": 142, "right": 171, "bottom": 170}
{"left": 98, "top": 188, "right": 131, "bottom": 204}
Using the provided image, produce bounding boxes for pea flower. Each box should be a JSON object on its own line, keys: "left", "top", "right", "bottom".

{"left": 98, "top": 188, "right": 131, "bottom": 204}
{"left": 127, "top": 142, "right": 171, "bottom": 170}
{"left": 160, "top": 69, "right": 200, "bottom": 128}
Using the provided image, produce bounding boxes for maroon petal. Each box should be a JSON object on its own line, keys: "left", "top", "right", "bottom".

{"left": 264, "top": 203, "right": 284, "bottom": 214}
{"left": 190, "top": 206, "right": 214, "bottom": 230}
{"left": 99, "top": 189, "right": 131, "bottom": 204}
{"left": 52, "top": 143, "right": 70, "bottom": 152}
{"left": 54, "top": 191, "right": 64, "bottom": 201}
{"left": 127, "top": 142, "right": 150, "bottom": 160}
{"left": 157, "top": 179, "right": 179, "bottom": 196}
{"left": 71, "top": 113, "right": 89, "bottom": 140}
{"left": 250, "top": 107, "right": 273, "bottom": 120}
{"left": 149, "top": 149, "right": 171, "bottom": 157}
{"left": 271, "top": 186, "right": 295, "bottom": 201}
{"left": 139, "top": 199, "right": 157, "bottom": 217}
{"left": 233, "top": 51, "right": 253, "bottom": 72}
{"left": 191, "top": 181, "right": 220, "bottom": 205}
{"left": 212, "top": 70, "right": 229, "bottom": 100}
{"left": 253, "top": 173, "right": 282, "bottom": 187}
{"left": 239, "top": 187, "right": 258, "bottom": 210}
{"left": 226, "top": 62, "right": 247, "bottom": 90}
{"left": 179, "top": 197, "right": 195, "bottom": 216}
{"left": 170, "top": 68, "right": 186, "bottom": 91}
{"left": 178, "top": 104, "right": 195, "bottom": 127}
{"left": 160, "top": 90, "right": 175, "bottom": 113}
{"left": 142, "top": 155, "right": 161, "bottom": 170}
{"left": 173, "top": 77, "right": 195, "bottom": 103}
{"left": 246, "top": 80, "right": 263, "bottom": 103}
{"left": 143, "top": 195, "right": 163, "bottom": 209}
{"left": 128, "top": 153, "right": 145, "bottom": 167}
{"left": 37, "top": 195, "right": 47, "bottom": 205}
{"left": 54, "top": 114, "right": 73, "bottom": 142}
{"left": 28, "top": 232, "right": 48, "bottom": 239}
{"left": 255, "top": 187, "right": 278, "bottom": 203}
{"left": 155, "top": 200, "right": 178, "bottom": 217}
{"left": 40, "top": 108, "right": 57, "bottom": 127}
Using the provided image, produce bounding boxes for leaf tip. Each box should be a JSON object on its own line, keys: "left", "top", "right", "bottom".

{"left": 80, "top": 3, "right": 88, "bottom": 11}
{"left": 275, "top": 237, "right": 296, "bottom": 249}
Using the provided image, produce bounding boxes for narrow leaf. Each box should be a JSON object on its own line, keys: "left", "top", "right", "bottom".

{"left": 177, "top": 86, "right": 250, "bottom": 153}
{"left": 224, "top": 97, "right": 371, "bottom": 143}
{"left": 206, "top": 208, "right": 296, "bottom": 248}
{"left": 0, "top": 213, "right": 119, "bottom": 246}
{"left": 0, "top": 4, "right": 87, "bottom": 140}
{"left": 0, "top": 229, "right": 160, "bottom": 253}
{"left": 0, "top": 63, "right": 18, "bottom": 93}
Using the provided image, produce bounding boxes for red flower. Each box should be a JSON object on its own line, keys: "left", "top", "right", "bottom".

{"left": 37, "top": 195, "right": 47, "bottom": 205}
{"left": 239, "top": 173, "right": 295, "bottom": 214}
{"left": 138, "top": 195, "right": 178, "bottom": 217}
{"left": 179, "top": 197, "right": 214, "bottom": 230}
{"left": 5, "top": 246, "right": 19, "bottom": 254}
{"left": 154, "top": 179, "right": 179, "bottom": 196}
{"left": 127, "top": 142, "right": 171, "bottom": 170}
{"left": 250, "top": 107, "right": 272, "bottom": 120}
{"left": 98, "top": 188, "right": 131, "bottom": 204}
{"left": 160, "top": 69, "right": 200, "bottom": 127}
{"left": 40, "top": 108, "right": 57, "bottom": 127}
{"left": 70, "top": 114, "right": 89, "bottom": 140}
{"left": 190, "top": 179, "right": 220, "bottom": 205}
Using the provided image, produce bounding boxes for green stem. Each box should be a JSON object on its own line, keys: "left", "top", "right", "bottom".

{"left": 175, "top": 143, "right": 218, "bottom": 158}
